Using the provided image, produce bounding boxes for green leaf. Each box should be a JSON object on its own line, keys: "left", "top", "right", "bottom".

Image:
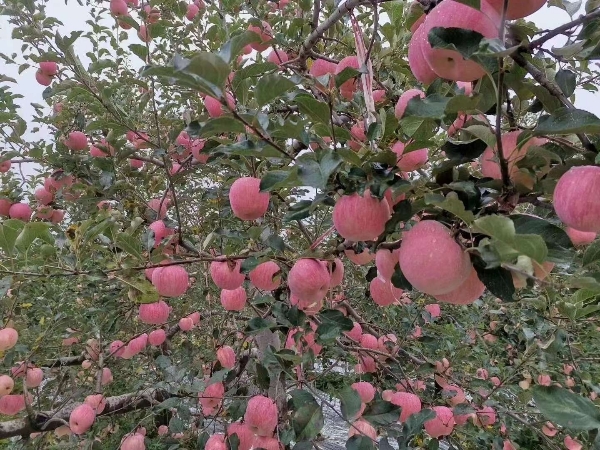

{"left": 428, "top": 27, "right": 485, "bottom": 59}
{"left": 584, "top": 240, "right": 600, "bottom": 266}
{"left": 556, "top": 69, "right": 577, "bottom": 97}
{"left": 128, "top": 44, "right": 148, "bottom": 62}
{"left": 255, "top": 74, "right": 296, "bottom": 107}
{"left": 260, "top": 170, "right": 299, "bottom": 191}
{"left": 339, "top": 387, "right": 362, "bottom": 421}
{"left": 316, "top": 309, "right": 354, "bottom": 344}
{"left": 534, "top": 107, "right": 600, "bottom": 135}
{"left": 289, "top": 390, "right": 324, "bottom": 441}
{"left": 295, "top": 96, "right": 331, "bottom": 126}
{"left": 244, "top": 317, "right": 276, "bottom": 334}
{"left": 474, "top": 215, "right": 548, "bottom": 263}
{"left": 424, "top": 193, "right": 475, "bottom": 224}
{"left": 296, "top": 150, "right": 342, "bottom": 189}
{"left": 404, "top": 94, "right": 451, "bottom": 119}
{"left": 346, "top": 435, "right": 376, "bottom": 450}
{"left": 200, "top": 117, "right": 245, "bottom": 137}
{"left": 115, "top": 233, "right": 143, "bottom": 261}
{"left": 15, "top": 222, "right": 54, "bottom": 252}
{"left": 219, "top": 31, "right": 261, "bottom": 63}
{"left": 533, "top": 385, "right": 600, "bottom": 430}
{"left": 183, "top": 52, "right": 231, "bottom": 93}
{"left": 362, "top": 401, "right": 401, "bottom": 426}
{"left": 474, "top": 262, "right": 516, "bottom": 302}
{"left": 0, "top": 219, "right": 25, "bottom": 256}
{"left": 335, "top": 67, "right": 361, "bottom": 88}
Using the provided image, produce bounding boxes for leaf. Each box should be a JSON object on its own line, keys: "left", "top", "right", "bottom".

{"left": 584, "top": 240, "right": 600, "bottom": 266}
{"left": 474, "top": 263, "right": 516, "bottom": 302}
{"left": 335, "top": 67, "right": 361, "bottom": 88}
{"left": 0, "top": 219, "right": 24, "bottom": 256}
{"left": 183, "top": 52, "right": 231, "bottom": 93}
{"left": 218, "top": 31, "right": 261, "bottom": 63}
{"left": 556, "top": 69, "right": 577, "bottom": 97}
{"left": 295, "top": 96, "right": 331, "bottom": 126}
{"left": 339, "top": 387, "right": 362, "bottom": 421}
{"left": 316, "top": 309, "right": 354, "bottom": 344}
{"left": 404, "top": 94, "right": 451, "bottom": 119}
{"left": 533, "top": 385, "right": 600, "bottom": 430}
{"left": 346, "top": 435, "right": 376, "bottom": 450}
{"left": 260, "top": 170, "right": 298, "bottom": 191}
{"left": 424, "top": 193, "right": 475, "bottom": 224}
{"left": 428, "top": 27, "right": 485, "bottom": 59}
{"left": 244, "top": 317, "right": 276, "bottom": 334}
{"left": 474, "top": 215, "right": 548, "bottom": 264}
{"left": 115, "top": 233, "right": 143, "bottom": 261}
{"left": 442, "top": 138, "right": 488, "bottom": 163}
{"left": 200, "top": 117, "right": 245, "bottom": 137}
{"left": 129, "top": 44, "right": 148, "bottom": 62}
{"left": 289, "top": 390, "right": 324, "bottom": 441}
{"left": 15, "top": 222, "right": 54, "bottom": 252}
{"left": 255, "top": 74, "right": 296, "bottom": 107}
{"left": 362, "top": 401, "right": 400, "bottom": 426}
{"left": 534, "top": 107, "right": 600, "bottom": 135}
{"left": 296, "top": 150, "right": 342, "bottom": 189}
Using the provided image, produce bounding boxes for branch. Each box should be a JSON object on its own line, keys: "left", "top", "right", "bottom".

{"left": 0, "top": 388, "right": 171, "bottom": 440}
{"left": 510, "top": 51, "right": 598, "bottom": 153}
{"left": 496, "top": 0, "right": 512, "bottom": 188}
{"left": 525, "top": 9, "right": 600, "bottom": 51}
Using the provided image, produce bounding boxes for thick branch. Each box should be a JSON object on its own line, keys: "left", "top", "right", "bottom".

{"left": 0, "top": 388, "right": 171, "bottom": 440}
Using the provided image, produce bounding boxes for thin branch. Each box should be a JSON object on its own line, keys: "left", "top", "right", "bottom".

{"left": 496, "top": 0, "right": 512, "bottom": 188}
{"left": 525, "top": 9, "right": 600, "bottom": 51}
{"left": 311, "top": 0, "right": 320, "bottom": 30}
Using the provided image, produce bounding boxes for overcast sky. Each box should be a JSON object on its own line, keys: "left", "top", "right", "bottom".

{"left": 0, "top": 0, "right": 597, "bottom": 175}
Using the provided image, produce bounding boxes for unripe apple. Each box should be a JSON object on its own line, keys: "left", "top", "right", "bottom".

{"left": 391, "top": 141, "right": 428, "bottom": 172}
{"left": 220, "top": 287, "right": 247, "bottom": 311}
{"left": 333, "top": 190, "right": 390, "bottom": 242}
{"left": 244, "top": 395, "right": 278, "bottom": 436}
{"left": 0, "top": 328, "right": 18, "bottom": 351}
{"left": 390, "top": 392, "right": 422, "bottom": 422}
{"left": 288, "top": 258, "right": 331, "bottom": 303}
{"left": 399, "top": 220, "right": 472, "bottom": 295}
{"left": 8, "top": 202, "right": 31, "bottom": 221}
{"left": 0, "top": 376, "right": 14, "bottom": 397}
{"left": 486, "top": 0, "right": 547, "bottom": 19}
{"left": 138, "top": 24, "right": 151, "bottom": 42}
{"left": 227, "top": 423, "right": 255, "bottom": 450}
{"left": 179, "top": 317, "right": 194, "bottom": 331}
{"left": 247, "top": 21, "right": 273, "bottom": 51}
{"left": 0, "top": 394, "right": 26, "bottom": 415}
{"left": 148, "top": 329, "right": 166, "bottom": 346}
{"left": 69, "top": 404, "right": 96, "bottom": 434}
{"left": 249, "top": 261, "right": 281, "bottom": 291}
{"left": 151, "top": 265, "right": 189, "bottom": 297}
{"left": 566, "top": 227, "right": 596, "bottom": 246}
{"left": 229, "top": 177, "right": 270, "bottom": 220}
{"left": 408, "top": 25, "right": 438, "bottom": 85}
{"left": 138, "top": 300, "right": 170, "bottom": 324}
{"left": 217, "top": 346, "right": 236, "bottom": 369}
{"left": 186, "top": 3, "right": 199, "bottom": 20}
{"left": 35, "top": 70, "right": 52, "bottom": 86}
{"left": 0, "top": 199, "right": 11, "bottom": 217}
{"left": 370, "top": 277, "right": 402, "bottom": 307}
{"left": 395, "top": 89, "right": 425, "bottom": 119}
{"left": 210, "top": 259, "right": 245, "bottom": 289}
{"left": 348, "top": 419, "right": 377, "bottom": 440}
{"left": 335, "top": 56, "right": 361, "bottom": 100}
{"left": 424, "top": 406, "right": 455, "bottom": 438}
{"left": 421, "top": 0, "right": 500, "bottom": 81}
{"left": 434, "top": 268, "right": 485, "bottom": 304}
{"left": 267, "top": 48, "right": 289, "bottom": 66}
{"left": 554, "top": 166, "right": 600, "bottom": 233}
{"left": 121, "top": 433, "right": 146, "bottom": 450}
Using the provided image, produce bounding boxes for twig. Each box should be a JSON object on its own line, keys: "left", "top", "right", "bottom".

{"left": 496, "top": 0, "right": 512, "bottom": 188}
{"left": 525, "top": 9, "right": 600, "bottom": 51}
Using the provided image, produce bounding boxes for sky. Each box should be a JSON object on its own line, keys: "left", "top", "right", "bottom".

{"left": 0, "top": 0, "right": 597, "bottom": 180}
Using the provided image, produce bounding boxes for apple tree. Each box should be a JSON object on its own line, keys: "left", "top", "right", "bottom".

{"left": 1, "top": 0, "right": 600, "bottom": 448}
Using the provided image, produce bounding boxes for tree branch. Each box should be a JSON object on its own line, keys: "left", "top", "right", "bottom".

{"left": 0, "top": 388, "right": 171, "bottom": 440}
{"left": 525, "top": 9, "right": 600, "bottom": 51}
